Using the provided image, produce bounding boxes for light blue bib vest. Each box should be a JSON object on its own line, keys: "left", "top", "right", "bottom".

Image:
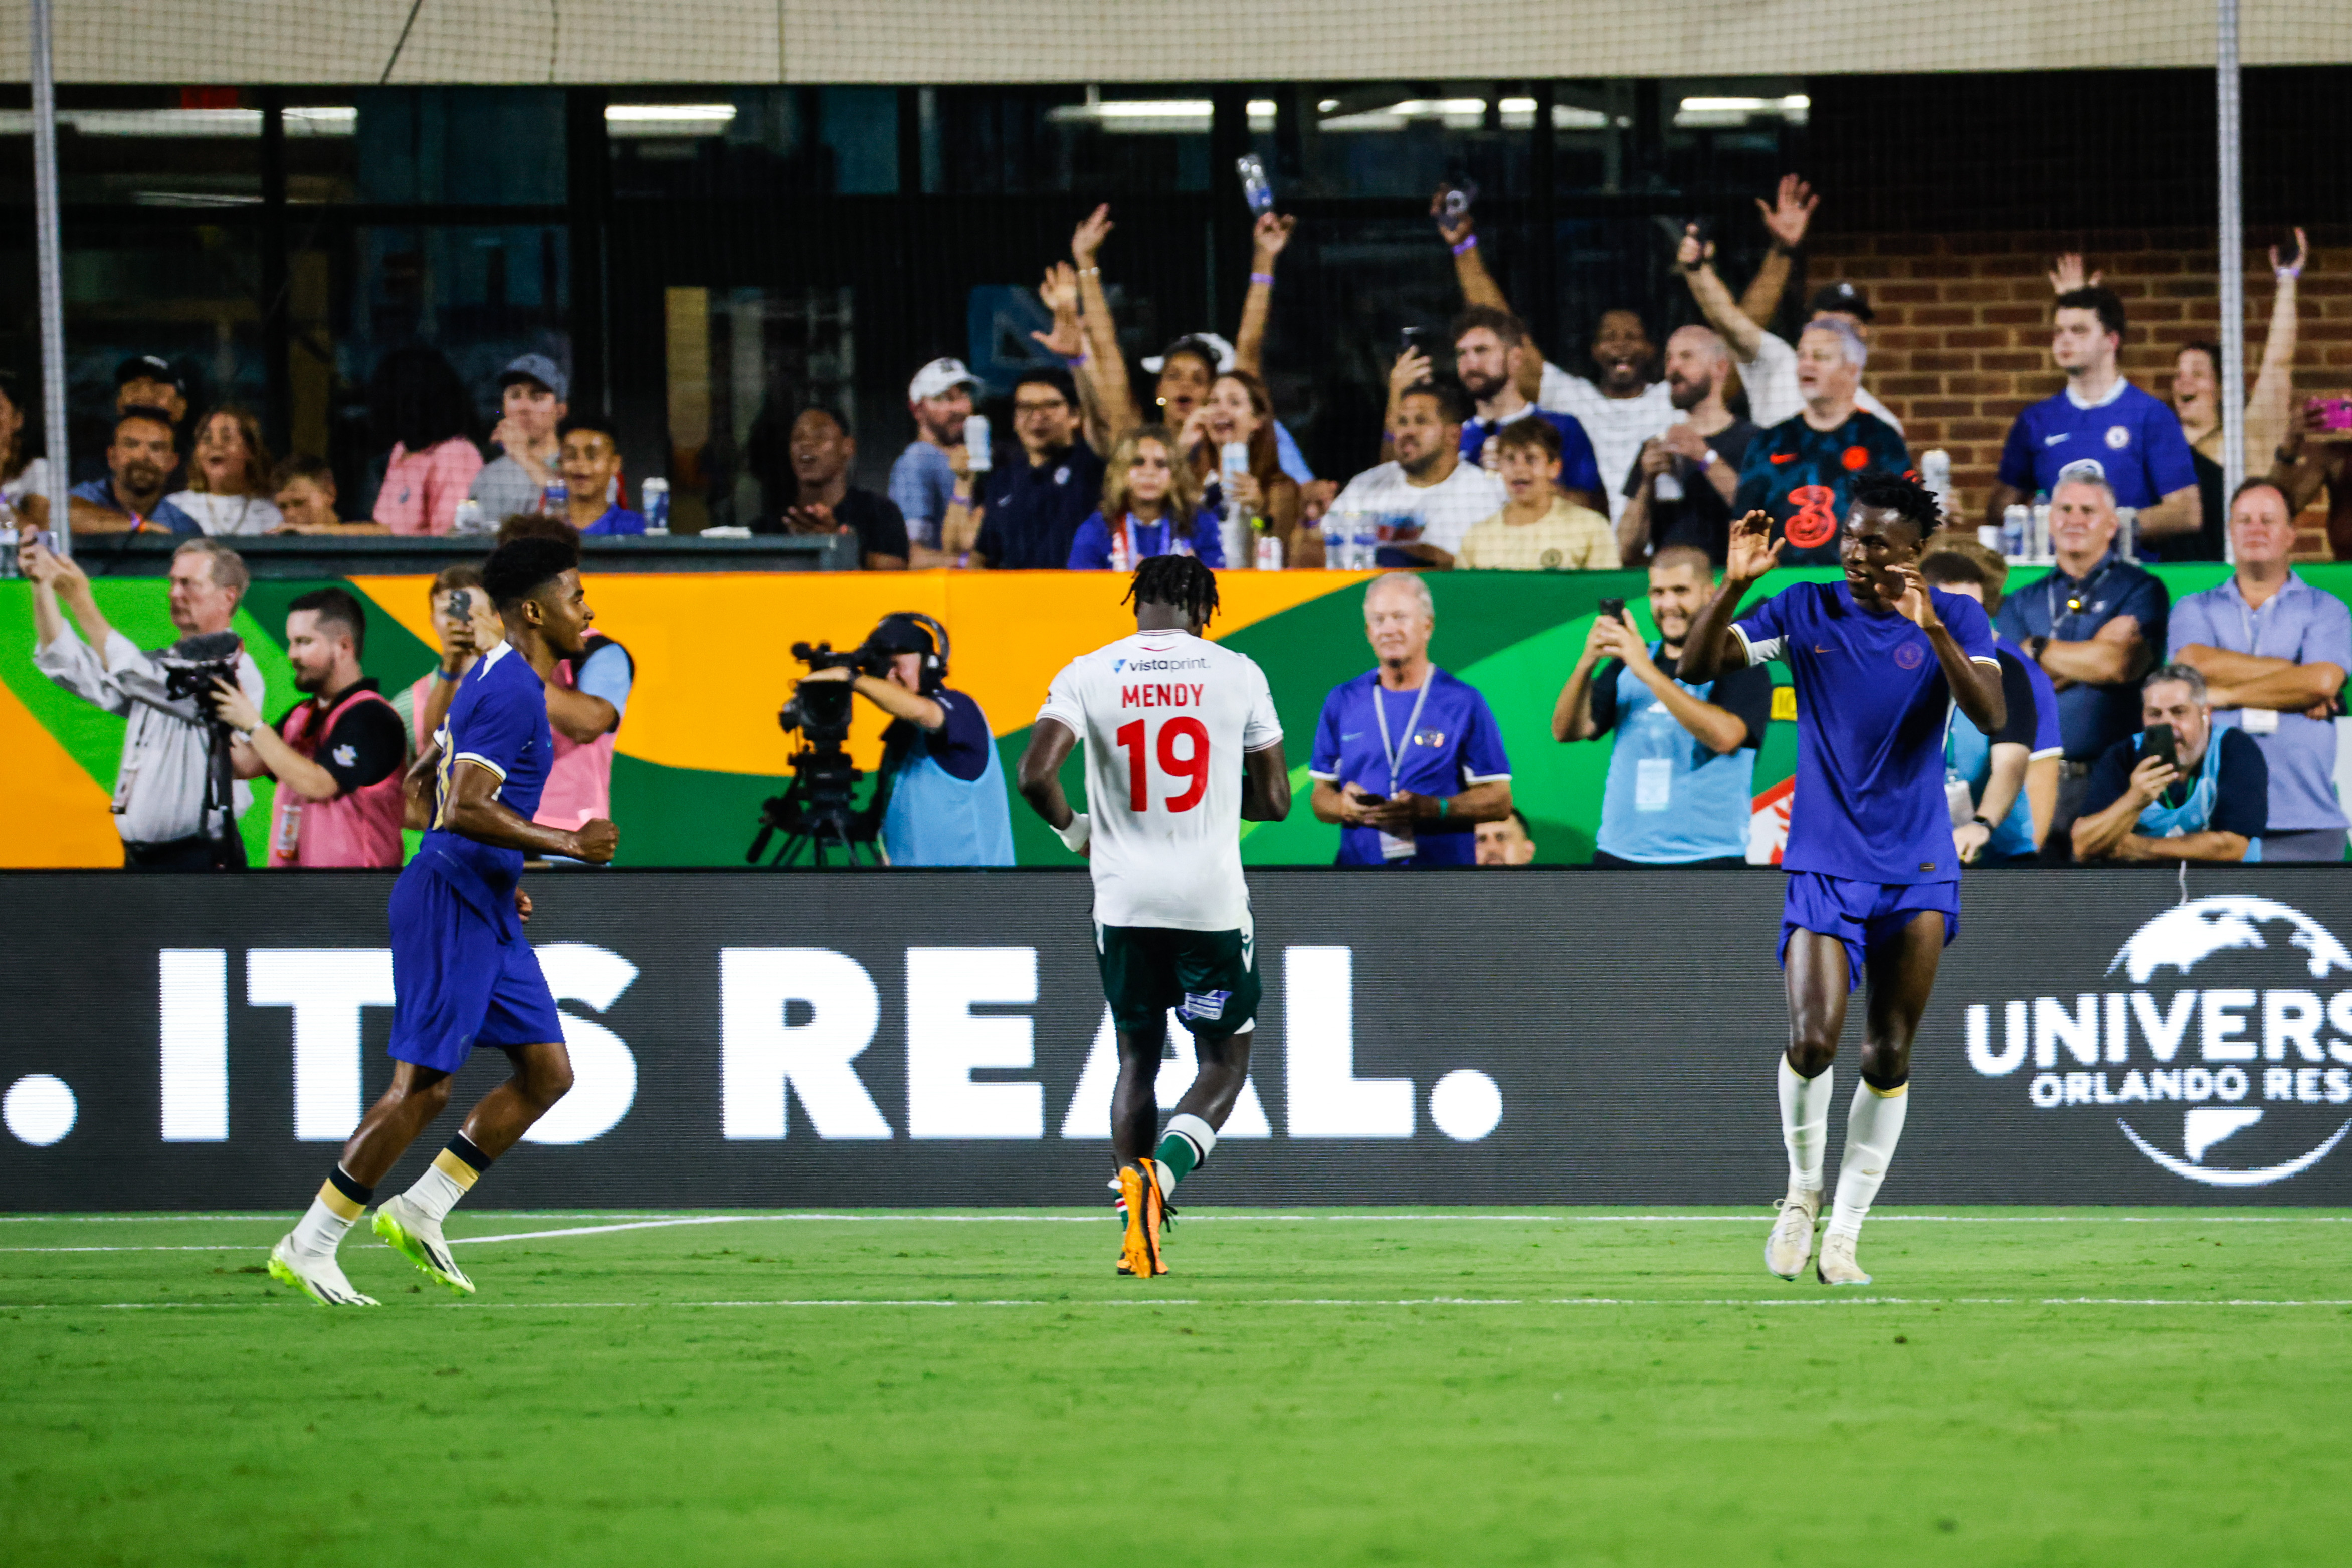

{"left": 1944, "top": 705, "right": 2037, "bottom": 860}
{"left": 881, "top": 738, "right": 1017, "bottom": 868}
{"left": 2131, "top": 731, "right": 2261, "bottom": 862}
{"left": 1595, "top": 645, "right": 1755, "bottom": 864}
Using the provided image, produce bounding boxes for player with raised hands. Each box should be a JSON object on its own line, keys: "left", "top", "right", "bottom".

{"left": 1679, "top": 474, "right": 2005, "bottom": 1286}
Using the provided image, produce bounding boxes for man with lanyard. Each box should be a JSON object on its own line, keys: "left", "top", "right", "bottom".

{"left": 2073, "top": 665, "right": 2267, "bottom": 865}
{"left": 1308, "top": 573, "right": 1512, "bottom": 866}
{"left": 795, "top": 612, "right": 1015, "bottom": 867}
{"left": 1552, "top": 544, "right": 1774, "bottom": 867}
{"left": 1920, "top": 554, "right": 2052, "bottom": 866}
{"left": 213, "top": 588, "right": 409, "bottom": 868}
{"left": 67, "top": 408, "right": 202, "bottom": 537}
{"left": 2167, "top": 478, "right": 2351, "bottom": 862}
{"left": 1994, "top": 465, "right": 2169, "bottom": 857}
{"left": 972, "top": 370, "right": 1105, "bottom": 570}
{"left": 1986, "top": 283, "right": 2200, "bottom": 558}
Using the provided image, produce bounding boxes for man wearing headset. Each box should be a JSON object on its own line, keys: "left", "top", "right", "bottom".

{"left": 796, "top": 612, "right": 1016, "bottom": 866}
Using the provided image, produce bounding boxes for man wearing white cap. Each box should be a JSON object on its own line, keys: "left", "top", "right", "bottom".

{"left": 891, "top": 357, "right": 983, "bottom": 568}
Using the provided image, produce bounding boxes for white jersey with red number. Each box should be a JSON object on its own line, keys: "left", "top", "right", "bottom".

{"left": 1037, "top": 629, "right": 1283, "bottom": 931}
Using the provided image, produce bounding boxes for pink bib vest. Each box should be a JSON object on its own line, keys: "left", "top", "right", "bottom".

{"left": 533, "top": 634, "right": 625, "bottom": 832}
{"left": 268, "top": 685, "right": 407, "bottom": 868}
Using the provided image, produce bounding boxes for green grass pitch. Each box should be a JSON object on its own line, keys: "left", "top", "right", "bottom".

{"left": 5, "top": 1207, "right": 2349, "bottom": 1566}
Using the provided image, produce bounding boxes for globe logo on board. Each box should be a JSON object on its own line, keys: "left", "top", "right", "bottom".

{"left": 1965, "top": 895, "right": 2352, "bottom": 1187}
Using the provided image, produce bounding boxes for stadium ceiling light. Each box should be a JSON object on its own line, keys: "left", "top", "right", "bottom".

{"left": 1675, "top": 94, "right": 1811, "bottom": 126}
{"left": 1046, "top": 99, "right": 1277, "bottom": 133}
{"left": 606, "top": 103, "right": 739, "bottom": 137}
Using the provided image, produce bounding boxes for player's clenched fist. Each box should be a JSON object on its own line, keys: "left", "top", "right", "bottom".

{"left": 572, "top": 818, "right": 620, "bottom": 864}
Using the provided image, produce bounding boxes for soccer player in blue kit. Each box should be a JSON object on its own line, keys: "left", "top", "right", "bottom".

{"left": 1679, "top": 472, "right": 2006, "bottom": 1285}
{"left": 267, "top": 536, "right": 618, "bottom": 1306}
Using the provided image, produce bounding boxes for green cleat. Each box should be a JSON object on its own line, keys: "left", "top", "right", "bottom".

{"left": 372, "top": 1195, "right": 476, "bottom": 1296}
{"left": 267, "top": 1236, "right": 378, "bottom": 1307}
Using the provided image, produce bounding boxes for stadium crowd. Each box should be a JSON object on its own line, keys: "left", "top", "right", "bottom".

{"left": 8, "top": 172, "right": 2350, "bottom": 871}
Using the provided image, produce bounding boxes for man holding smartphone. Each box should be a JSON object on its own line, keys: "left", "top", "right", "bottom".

{"left": 2071, "top": 664, "right": 2266, "bottom": 864}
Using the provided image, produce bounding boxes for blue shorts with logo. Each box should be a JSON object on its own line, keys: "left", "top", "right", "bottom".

{"left": 1778, "top": 871, "right": 1959, "bottom": 992}
{"left": 386, "top": 854, "right": 564, "bottom": 1072}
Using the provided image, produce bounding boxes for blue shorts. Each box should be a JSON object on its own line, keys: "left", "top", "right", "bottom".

{"left": 386, "top": 859, "right": 564, "bottom": 1072}
{"left": 1778, "top": 871, "right": 1959, "bottom": 992}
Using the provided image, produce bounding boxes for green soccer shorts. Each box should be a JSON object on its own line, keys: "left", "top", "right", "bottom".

{"left": 1093, "top": 919, "right": 1259, "bottom": 1038}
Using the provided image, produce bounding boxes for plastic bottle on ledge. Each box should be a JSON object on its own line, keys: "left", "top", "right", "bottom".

{"left": 2116, "top": 506, "right": 2137, "bottom": 563}
{"left": 2000, "top": 505, "right": 2028, "bottom": 560}
{"left": 1321, "top": 510, "right": 1348, "bottom": 569}
{"left": 2030, "top": 498, "right": 2051, "bottom": 563}
{"left": 1920, "top": 448, "right": 1953, "bottom": 511}
{"left": 641, "top": 478, "right": 671, "bottom": 536}
{"left": 1254, "top": 525, "right": 1283, "bottom": 571}
{"left": 541, "top": 480, "right": 568, "bottom": 516}
{"left": 452, "top": 498, "right": 490, "bottom": 536}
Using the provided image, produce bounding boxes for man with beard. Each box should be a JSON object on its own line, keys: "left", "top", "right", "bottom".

{"left": 1553, "top": 543, "right": 1774, "bottom": 867}
{"left": 1449, "top": 306, "right": 1601, "bottom": 511}
{"left": 214, "top": 588, "right": 410, "bottom": 868}
{"left": 774, "top": 407, "right": 911, "bottom": 569}
{"left": 889, "top": 357, "right": 983, "bottom": 567}
{"left": 1328, "top": 378, "right": 1505, "bottom": 570}
{"left": 1616, "top": 326, "right": 1759, "bottom": 567}
{"left": 1733, "top": 321, "right": 1909, "bottom": 568}
{"left": 67, "top": 408, "right": 201, "bottom": 535}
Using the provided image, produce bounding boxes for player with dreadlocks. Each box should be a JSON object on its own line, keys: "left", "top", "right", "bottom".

{"left": 1679, "top": 472, "right": 2006, "bottom": 1286}
{"left": 1018, "top": 556, "right": 1291, "bottom": 1277}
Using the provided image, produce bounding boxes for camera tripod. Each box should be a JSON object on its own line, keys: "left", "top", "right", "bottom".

{"left": 746, "top": 744, "right": 883, "bottom": 868}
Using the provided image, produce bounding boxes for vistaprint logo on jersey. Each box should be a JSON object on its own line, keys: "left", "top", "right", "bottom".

{"left": 1965, "top": 896, "right": 2352, "bottom": 1188}
{"left": 1112, "top": 656, "right": 1211, "bottom": 673}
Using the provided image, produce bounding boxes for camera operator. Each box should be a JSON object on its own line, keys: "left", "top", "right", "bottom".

{"left": 793, "top": 613, "right": 1015, "bottom": 866}
{"left": 22, "top": 535, "right": 263, "bottom": 868}
{"left": 211, "top": 588, "right": 409, "bottom": 868}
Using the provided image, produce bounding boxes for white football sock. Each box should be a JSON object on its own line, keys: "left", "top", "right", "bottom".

{"left": 289, "top": 1173, "right": 367, "bottom": 1259}
{"left": 1827, "top": 1079, "right": 1910, "bottom": 1239}
{"left": 401, "top": 1144, "right": 484, "bottom": 1226}
{"left": 1777, "top": 1057, "right": 1834, "bottom": 1192}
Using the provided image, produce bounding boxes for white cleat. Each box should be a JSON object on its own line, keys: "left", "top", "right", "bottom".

{"left": 1765, "top": 1186, "right": 1822, "bottom": 1280}
{"left": 1817, "top": 1229, "right": 1872, "bottom": 1287}
{"left": 372, "top": 1194, "right": 475, "bottom": 1296}
{"left": 268, "top": 1236, "right": 379, "bottom": 1307}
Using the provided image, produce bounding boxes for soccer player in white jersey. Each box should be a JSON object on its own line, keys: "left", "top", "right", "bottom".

{"left": 1017, "top": 556, "right": 1292, "bottom": 1278}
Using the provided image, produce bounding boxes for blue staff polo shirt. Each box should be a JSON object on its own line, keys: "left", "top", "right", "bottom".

{"left": 1309, "top": 667, "right": 1511, "bottom": 867}
{"left": 2168, "top": 572, "right": 2352, "bottom": 833}
{"left": 1994, "top": 550, "right": 2170, "bottom": 762}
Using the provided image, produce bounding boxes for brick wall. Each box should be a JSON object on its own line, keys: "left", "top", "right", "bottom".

{"left": 1804, "top": 226, "right": 2352, "bottom": 558}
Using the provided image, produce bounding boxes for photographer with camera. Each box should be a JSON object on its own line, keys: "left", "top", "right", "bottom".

{"left": 788, "top": 613, "right": 1014, "bottom": 867}
{"left": 211, "top": 588, "right": 409, "bottom": 869}
{"left": 22, "top": 534, "right": 264, "bottom": 868}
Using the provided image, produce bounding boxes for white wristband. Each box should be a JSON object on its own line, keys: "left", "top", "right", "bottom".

{"left": 1055, "top": 811, "right": 1092, "bottom": 852}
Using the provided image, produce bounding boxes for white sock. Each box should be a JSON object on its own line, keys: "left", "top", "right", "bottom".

{"left": 1828, "top": 1080, "right": 1910, "bottom": 1239}
{"left": 1777, "top": 1058, "right": 1834, "bottom": 1193}
{"left": 1154, "top": 1112, "right": 1217, "bottom": 1200}
{"left": 401, "top": 1144, "right": 486, "bottom": 1226}
{"left": 289, "top": 1174, "right": 367, "bottom": 1259}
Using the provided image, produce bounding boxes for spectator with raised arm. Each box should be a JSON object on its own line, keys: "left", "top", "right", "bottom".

{"left": 2161, "top": 232, "right": 2305, "bottom": 558}
{"left": 1067, "top": 426, "right": 1220, "bottom": 570}
{"left": 1617, "top": 325, "right": 1758, "bottom": 567}
{"left": 166, "top": 407, "right": 281, "bottom": 537}
{"left": 1329, "top": 376, "right": 1504, "bottom": 571}
{"left": 771, "top": 407, "right": 910, "bottom": 569}
{"left": 1449, "top": 306, "right": 1601, "bottom": 511}
{"left": 1435, "top": 191, "right": 1671, "bottom": 521}
{"left": 2168, "top": 478, "right": 2350, "bottom": 862}
{"left": 889, "top": 357, "right": 983, "bottom": 568}
{"left": 1180, "top": 369, "right": 1302, "bottom": 567}
{"left": 2271, "top": 398, "right": 2352, "bottom": 561}
{"left": 67, "top": 408, "right": 201, "bottom": 536}
{"left": 1731, "top": 320, "right": 1909, "bottom": 567}
{"left": 2073, "top": 665, "right": 2266, "bottom": 865}
{"left": 469, "top": 354, "right": 568, "bottom": 522}
{"left": 1995, "top": 466, "right": 2170, "bottom": 855}
{"left": 1673, "top": 204, "right": 1903, "bottom": 435}
{"left": 1986, "top": 280, "right": 2199, "bottom": 554}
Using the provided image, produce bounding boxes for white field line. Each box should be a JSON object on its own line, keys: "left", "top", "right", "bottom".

{"left": 7, "top": 1296, "right": 2352, "bottom": 1312}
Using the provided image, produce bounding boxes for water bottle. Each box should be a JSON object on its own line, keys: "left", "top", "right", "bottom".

{"left": 541, "top": 480, "right": 568, "bottom": 516}
{"left": 1351, "top": 513, "right": 1382, "bottom": 570}
{"left": 963, "top": 415, "right": 992, "bottom": 476}
{"left": 452, "top": 498, "right": 490, "bottom": 536}
{"left": 1920, "top": 448, "right": 1953, "bottom": 509}
{"left": 1236, "top": 153, "right": 1274, "bottom": 216}
{"left": 1109, "top": 521, "right": 1135, "bottom": 573}
{"left": 2000, "top": 505, "right": 2028, "bottom": 559}
{"left": 2030, "top": 500, "right": 2051, "bottom": 563}
{"left": 0, "top": 495, "right": 15, "bottom": 576}
{"left": 2116, "top": 506, "right": 2138, "bottom": 563}
{"left": 1255, "top": 529, "right": 1284, "bottom": 571}
{"left": 1653, "top": 421, "right": 1684, "bottom": 501}
{"left": 1219, "top": 442, "right": 1253, "bottom": 567}
{"left": 641, "top": 478, "right": 671, "bottom": 536}
{"left": 1321, "top": 510, "right": 1348, "bottom": 569}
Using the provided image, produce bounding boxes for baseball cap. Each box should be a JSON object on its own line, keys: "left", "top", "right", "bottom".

{"left": 113, "top": 354, "right": 186, "bottom": 393}
{"left": 499, "top": 352, "right": 569, "bottom": 401}
{"left": 907, "top": 357, "right": 981, "bottom": 403}
{"left": 1141, "top": 332, "right": 1237, "bottom": 375}
{"left": 1807, "top": 282, "right": 1875, "bottom": 323}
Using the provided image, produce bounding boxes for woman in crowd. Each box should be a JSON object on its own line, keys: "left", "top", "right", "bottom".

{"left": 368, "top": 345, "right": 483, "bottom": 535}
{"left": 2170, "top": 231, "right": 2305, "bottom": 557}
{"left": 1180, "top": 369, "right": 1306, "bottom": 566}
{"left": 1067, "top": 425, "right": 1220, "bottom": 569}
{"left": 0, "top": 368, "right": 51, "bottom": 526}
{"left": 168, "top": 406, "right": 282, "bottom": 536}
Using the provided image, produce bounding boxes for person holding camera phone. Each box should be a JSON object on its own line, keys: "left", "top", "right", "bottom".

{"left": 793, "top": 612, "right": 1014, "bottom": 867}
{"left": 23, "top": 534, "right": 264, "bottom": 868}
{"left": 2072, "top": 664, "right": 2266, "bottom": 864}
